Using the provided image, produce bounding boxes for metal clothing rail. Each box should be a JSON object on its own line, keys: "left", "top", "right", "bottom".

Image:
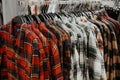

{"left": 28, "top": 0, "right": 102, "bottom": 6}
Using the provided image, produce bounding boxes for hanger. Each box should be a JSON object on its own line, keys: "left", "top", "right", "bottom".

{"left": 19, "top": 16, "right": 24, "bottom": 23}
{"left": 47, "top": 13, "right": 54, "bottom": 21}
{"left": 28, "top": 15, "right": 34, "bottom": 22}
{"left": 44, "top": 13, "right": 51, "bottom": 21}
{"left": 54, "top": 13, "right": 62, "bottom": 20}
{"left": 32, "top": 15, "right": 41, "bottom": 23}
{"left": 48, "top": 13, "right": 54, "bottom": 20}
{"left": 21, "top": 15, "right": 28, "bottom": 24}
{"left": 75, "top": 11, "right": 80, "bottom": 17}
{"left": 78, "top": 11, "right": 83, "bottom": 17}
{"left": 27, "top": 15, "right": 34, "bottom": 23}
{"left": 38, "top": 13, "right": 46, "bottom": 22}
{"left": 24, "top": 15, "right": 32, "bottom": 24}
{"left": 27, "top": 5, "right": 35, "bottom": 23}
{"left": 69, "top": 11, "right": 73, "bottom": 16}
{"left": 28, "top": 5, "right": 32, "bottom": 15}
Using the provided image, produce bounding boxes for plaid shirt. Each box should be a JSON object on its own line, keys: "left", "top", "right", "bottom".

{"left": 45, "top": 22, "right": 63, "bottom": 64}
{"left": 86, "top": 21, "right": 107, "bottom": 80}
{"left": 60, "top": 23, "right": 81, "bottom": 80}
{"left": 94, "top": 20, "right": 113, "bottom": 80}
{"left": 105, "top": 18, "right": 120, "bottom": 80}
{"left": 0, "top": 23, "right": 45, "bottom": 80}
{"left": 104, "top": 14, "right": 120, "bottom": 54}
{"left": 76, "top": 18, "right": 104, "bottom": 80}
{"left": 65, "top": 21, "right": 85, "bottom": 80}
{"left": 85, "top": 25, "right": 103, "bottom": 80}
{"left": 104, "top": 16, "right": 120, "bottom": 78}
{"left": 57, "top": 26, "right": 71, "bottom": 80}
{"left": 55, "top": 20, "right": 72, "bottom": 80}
{"left": 0, "top": 24, "right": 17, "bottom": 80}
{"left": 93, "top": 19, "right": 120, "bottom": 80}
{"left": 38, "top": 22, "right": 63, "bottom": 80}
{"left": 88, "top": 21, "right": 109, "bottom": 80}
{"left": 76, "top": 23, "right": 89, "bottom": 80}
{"left": 0, "top": 24, "right": 31, "bottom": 80}
{"left": 22, "top": 25, "right": 45, "bottom": 80}
{"left": 101, "top": 19, "right": 120, "bottom": 80}
{"left": 30, "top": 22, "right": 50, "bottom": 79}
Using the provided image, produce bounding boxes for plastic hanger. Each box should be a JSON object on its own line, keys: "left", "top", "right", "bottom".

{"left": 54, "top": 13, "right": 62, "bottom": 20}
{"left": 32, "top": 15, "right": 41, "bottom": 23}
{"left": 22, "top": 15, "right": 28, "bottom": 24}
{"left": 38, "top": 14, "right": 46, "bottom": 22}
{"left": 46, "top": 13, "right": 53, "bottom": 21}
{"left": 48, "top": 13, "right": 54, "bottom": 20}
{"left": 44, "top": 14, "right": 49, "bottom": 21}
{"left": 24, "top": 15, "right": 31, "bottom": 24}
{"left": 27, "top": 15, "right": 33, "bottom": 23}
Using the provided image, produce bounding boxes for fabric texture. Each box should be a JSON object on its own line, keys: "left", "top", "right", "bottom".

{"left": 0, "top": 12, "right": 120, "bottom": 80}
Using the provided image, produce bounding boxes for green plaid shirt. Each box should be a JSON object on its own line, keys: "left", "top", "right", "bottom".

{"left": 76, "top": 17, "right": 106, "bottom": 80}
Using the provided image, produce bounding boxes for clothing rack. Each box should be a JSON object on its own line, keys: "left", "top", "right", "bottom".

{"left": 1, "top": 1, "right": 120, "bottom": 80}
{"left": 28, "top": 0, "right": 102, "bottom": 6}
{"left": 12, "top": 8, "right": 106, "bottom": 25}
{"left": 25, "top": 0, "right": 102, "bottom": 14}
{"left": 13, "top": 0, "right": 104, "bottom": 24}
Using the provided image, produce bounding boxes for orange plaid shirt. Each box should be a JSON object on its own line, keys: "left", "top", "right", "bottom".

{"left": 0, "top": 23, "right": 45, "bottom": 80}
{"left": 38, "top": 22, "right": 63, "bottom": 80}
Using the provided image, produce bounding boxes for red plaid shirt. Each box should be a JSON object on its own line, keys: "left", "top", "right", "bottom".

{"left": 29, "top": 22, "right": 51, "bottom": 79}
{"left": 0, "top": 23, "right": 45, "bottom": 80}
{"left": 15, "top": 24, "right": 46, "bottom": 80}
{"left": 0, "top": 24, "right": 19, "bottom": 80}
{"left": 38, "top": 22, "right": 63, "bottom": 80}
{"left": 0, "top": 22, "right": 63, "bottom": 80}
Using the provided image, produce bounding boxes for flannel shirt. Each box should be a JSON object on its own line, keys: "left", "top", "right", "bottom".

{"left": 86, "top": 21, "right": 107, "bottom": 80}
{"left": 104, "top": 15, "right": 120, "bottom": 70}
{"left": 93, "top": 20, "right": 112, "bottom": 80}
{"left": 0, "top": 24, "right": 31, "bottom": 80}
{"left": 16, "top": 24, "right": 47, "bottom": 80}
{"left": 38, "top": 22, "right": 58, "bottom": 44}
{"left": 38, "top": 22, "right": 63, "bottom": 80}
{"left": 30, "top": 22, "right": 50, "bottom": 79}
{"left": 45, "top": 22, "right": 62, "bottom": 45}
{"left": 85, "top": 25, "right": 103, "bottom": 80}
{"left": 64, "top": 18, "right": 85, "bottom": 80}
{"left": 47, "top": 21, "right": 76, "bottom": 80}
{"left": 0, "top": 23, "right": 46, "bottom": 80}
{"left": 104, "top": 13, "right": 120, "bottom": 56}
{"left": 101, "top": 19, "right": 120, "bottom": 80}
{"left": 45, "top": 21, "right": 67, "bottom": 77}
{"left": 0, "top": 24, "right": 18, "bottom": 80}
{"left": 63, "top": 24, "right": 81, "bottom": 80}
{"left": 55, "top": 20, "right": 72, "bottom": 80}
{"left": 76, "top": 22, "right": 89, "bottom": 80}
{"left": 76, "top": 17, "right": 104, "bottom": 80}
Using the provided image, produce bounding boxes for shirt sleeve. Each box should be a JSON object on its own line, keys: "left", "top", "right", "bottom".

{"left": 86, "top": 27, "right": 103, "bottom": 80}
{"left": 0, "top": 32, "right": 3, "bottom": 66}
{"left": 94, "top": 26, "right": 107, "bottom": 80}
{"left": 31, "top": 39, "right": 45, "bottom": 80}
{"left": 49, "top": 40, "right": 63, "bottom": 80}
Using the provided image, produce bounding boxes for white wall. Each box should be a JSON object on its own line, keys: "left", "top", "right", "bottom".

{"left": 2, "top": 0, "right": 28, "bottom": 24}
{"left": 2, "top": 0, "right": 18, "bottom": 24}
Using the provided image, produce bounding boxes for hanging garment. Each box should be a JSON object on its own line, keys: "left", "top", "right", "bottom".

{"left": 0, "top": 9, "right": 120, "bottom": 80}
